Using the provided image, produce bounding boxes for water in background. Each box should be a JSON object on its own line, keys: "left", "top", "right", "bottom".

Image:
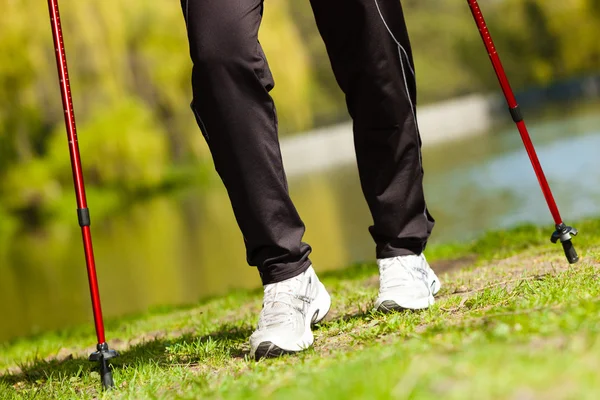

{"left": 1, "top": 105, "right": 600, "bottom": 342}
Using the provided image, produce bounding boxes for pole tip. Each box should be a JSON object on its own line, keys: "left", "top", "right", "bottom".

{"left": 101, "top": 361, "right": 115, "bottom": 390}
{"left": 562, "top": 240, "right": 579, "bottom": 264}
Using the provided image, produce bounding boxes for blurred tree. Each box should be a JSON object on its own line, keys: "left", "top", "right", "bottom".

{"left": 0, "top": 0, "right": 598, "bottom": 224}
{"left": 455, "top": 0, "right": 600, "bottom": 90}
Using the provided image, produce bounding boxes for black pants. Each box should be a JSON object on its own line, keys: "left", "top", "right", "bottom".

{"left": 181, "top": 0, "right": 434, "bottom": 285}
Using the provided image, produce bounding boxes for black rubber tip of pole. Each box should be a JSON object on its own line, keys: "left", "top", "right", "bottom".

{"left": 562, "top": 240, "right": 579, "bottom": 264}
{"left": 100, "top": 358, "right": 115, "bottom": 390}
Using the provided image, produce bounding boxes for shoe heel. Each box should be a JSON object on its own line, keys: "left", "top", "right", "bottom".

{"left": 312, "top": 283, "right": 331, "bottom": 324}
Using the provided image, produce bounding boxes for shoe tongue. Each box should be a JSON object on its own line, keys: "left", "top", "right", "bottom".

{"left": 265, "top": 287, "right": 298, "bottom": 310}
{"left": 263, "top": 275, "right": 303, "bottom": 310}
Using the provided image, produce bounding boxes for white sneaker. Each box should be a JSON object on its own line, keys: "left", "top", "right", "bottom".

{"left": 249, "top": 266, "right": 331, "bottom": 359}
{"left": 374, "top": 254, "right": 441, "bottom": 312}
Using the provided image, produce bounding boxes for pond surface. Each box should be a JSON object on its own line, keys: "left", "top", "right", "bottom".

{"left": 1, "top": 104, "right": 599, "bottom": 343}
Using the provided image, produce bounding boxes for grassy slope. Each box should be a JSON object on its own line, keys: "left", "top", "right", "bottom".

{"left": 1, "top": 219, "right": 599, "bottom": 399}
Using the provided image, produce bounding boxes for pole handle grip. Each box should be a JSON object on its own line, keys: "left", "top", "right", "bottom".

{"left": 562, "top": 240, "right": 579, "bottom": 264}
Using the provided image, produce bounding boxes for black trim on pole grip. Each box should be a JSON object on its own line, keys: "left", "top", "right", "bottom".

{"left": 77, "top": 208, "right": 91, "bottom": 227}
{"left": 509, "top": 105, "right": 523, "bottom": 122}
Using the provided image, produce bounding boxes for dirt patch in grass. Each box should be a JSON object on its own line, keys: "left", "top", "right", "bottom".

{"left": 440, "top": 251, "right": 581, "bottom": 296}
{"left": 315, "top": 252, "right": 600, "bottom": 355}
{"left": 431, "top": 255, "right": 478, "bottom": 275}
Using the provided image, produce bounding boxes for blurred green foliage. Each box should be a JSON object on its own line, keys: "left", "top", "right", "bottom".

{"left": 0, "top": 0, "right": 599, "bottom": 225}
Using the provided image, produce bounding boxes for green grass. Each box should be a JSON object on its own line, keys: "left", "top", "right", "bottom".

{"left": 1, "top": 219, "right": 599, "bottom": 399}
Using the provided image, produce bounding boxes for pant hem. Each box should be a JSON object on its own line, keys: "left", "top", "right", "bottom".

{"left": 259, "top": 259, "right": 312, "bottom": 285}
{"left": 376, "top": 247, "right": 422, "bottom": 260}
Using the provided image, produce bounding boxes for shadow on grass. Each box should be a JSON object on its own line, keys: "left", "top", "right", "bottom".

{"left": 1, "top": 308, "right": 382, "bottom": 387}
{"left": 0, "top": 323, "right": 254, "bottom": 386}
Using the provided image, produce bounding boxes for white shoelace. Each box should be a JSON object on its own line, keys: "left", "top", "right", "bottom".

{"left": 260, "top": 276, "right": 307, "bottom": 329}
{"left": 379, "top": 257, "right": 428, "bottom": 292}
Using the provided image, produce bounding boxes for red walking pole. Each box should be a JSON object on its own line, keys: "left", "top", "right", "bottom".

{"left": 466, "top": 0, "right": 579, "bottom": 263}
{"left": 47, "top": 0, "right": 118, "bottom": 389}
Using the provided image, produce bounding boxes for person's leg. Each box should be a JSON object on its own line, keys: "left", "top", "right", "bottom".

{"left": 309, "top": 0, "right": 440, "bottom": 310}
{"left": 181, "top": 0, "right": 310, "bottom": 285}
{"left": 309, "top": 0, "right": 434, "bottom": 256}
{"left": 181, "top": 0, "right": 330, "bottom": 358}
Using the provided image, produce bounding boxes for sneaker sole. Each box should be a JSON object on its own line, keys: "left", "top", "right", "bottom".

{"left": 254, "top": 341, "right": 296, "bottom": 359}
{"left": 376, "top": 294, "right": 435, "bottom": 313}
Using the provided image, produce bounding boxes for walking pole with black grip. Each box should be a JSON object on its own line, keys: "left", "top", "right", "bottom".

{"left": 47, "top": 0, "right": 118, "bottom": 389}
{"left": 466, "top": 0, "right": 579, "bottom": 263}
